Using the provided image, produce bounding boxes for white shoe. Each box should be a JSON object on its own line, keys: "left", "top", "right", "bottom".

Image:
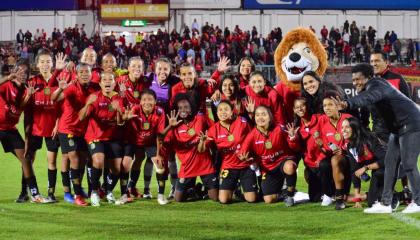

{"left": 402, "top": 202, "right": 420, "bottom": 214}
{"left": 168, "top": 187, "right": 175, "bottom": 200}
{"left": 364, "top": 202, "right": 392, "bottom": 214}
{"left": 115, "top": 194, "right": 131, "bottom": 205}
{"left": 90, "top": 192, "right": 101, "bottom": 207}
{"left": 157, "top": 194, "right": 169, "bottom": 205}
{"left": 143, "top": 189, "right": 153, "bottom": 199}
{"left": 106, "top": 192, "right": 116, "bottom": 203}
{"left": 321, "top": 195, "right": 333, "bottom": 206}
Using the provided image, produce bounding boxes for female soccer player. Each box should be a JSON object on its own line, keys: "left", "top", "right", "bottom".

{"left": 342, "top": 117, "right": 386, "bottom": 208}
{"left": 22, "top": 49, "right": 67, "bottom": 203}
{"left": 238, "top": 106, "right": 296, "bottom": 205}
{"left": 79, "top": 72, "right": 125, "bottom": 206}
{"left": 52, "top": 63, "right": 97, "bottom": 206}
{"left": 286, "top": 97, "right": 334, "bottom": 205}
{"left": 211, "top": 56, "right": 255, "bottom": 90}
{"left": 243, "top": 71, "right": 285, "bottom": 126}
{"left": 206, "top": 100, "right": 257, "bottom": 204}
{"left": 317, "top": 92, "right": 352, "bottom": 210}
{"left": 122, "top": 89, "right": 168, "bottom": 205}
{"left": 0, "top": 60, "right": 45, "bottom": 203}
{"left": 163, "top": 93, "right": 218, "bottom": 202}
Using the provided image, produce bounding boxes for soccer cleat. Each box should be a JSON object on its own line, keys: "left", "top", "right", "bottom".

{"left": 335, "top": 200, "right": 346, "bottom": 210}
{"left": 90, "top": 192, "right": 101, "bottom": 207}
{"left": 168, "top": 187, "right": 175, "bottom": 200}
{"left": 363, "top": 202, "right": 392, "bottom": 214}
{"left": 402, "top": 202, "right": 420, "bottom": 214}
{"left": 157, "top": 194, "right": 169, "bottom": 205}
{"left": 44, "top": 194, "right": 58, "bottom": 204}
{"left": 98, "top": 187, "right": 106, "bottom": 200}
{"left": 321, "top": 194, "right": 333, "bottom": 206}
{"left": 106, "top": 192, "right": 116, "bottom": 203}
{"left": 64, "top": 192, "right": 75, "bottom": 204}
{"left": 15, "top": 192, "right": 29, "bottom": 203}
{"left": 115, "top": 194, "right": 132, "bottom": 205}
{"left": 30, "top": 195, "right": 47, "bottom": 204}
{"left": 143, "top": 188, "right": 152, "bottom": 199}
{"left": 74, "top": 195, "right": 88, "bottom": 206}
{"left": 284, "top": 196, "right": 295, "bottom": 207}
{"left": 128, "top": 188, "right": 142, "bottom": 199}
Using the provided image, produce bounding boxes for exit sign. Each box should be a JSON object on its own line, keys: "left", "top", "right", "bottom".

{"left": 121, "top": 20, "right": 147, "bottom": 27}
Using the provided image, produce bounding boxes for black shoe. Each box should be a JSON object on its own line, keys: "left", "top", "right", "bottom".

{"left": 335, "top": 200, "right": 346, "bottom": 210}
{"left": 44, "top": 193, "right": 58, "bottom": 203}
{"left": 15, "top": 192, "right": 29, "bottom": 203}
{"left": 391, "top": 192, "right": 400, "bottom": 211}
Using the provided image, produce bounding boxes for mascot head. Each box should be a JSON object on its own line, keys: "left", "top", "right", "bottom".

{"left": 274, "top": 28, "right": 327, "bottom": 91}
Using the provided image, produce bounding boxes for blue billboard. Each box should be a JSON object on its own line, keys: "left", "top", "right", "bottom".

{"left": 0, "top": 0, "right": 77, "bottom": 10}
{"left": 244, "top": 0, "right": 420, "bottom": 10}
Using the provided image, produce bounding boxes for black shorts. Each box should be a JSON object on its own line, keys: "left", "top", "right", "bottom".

{"left": 176, "top": 172, "right": 219, "bottom": 192}
{"left": 0, "top": 130, "right": 25, "bottom": 153}
{"left": 219, "top": 167, "right": 257, "bottom": 192}
{"left": 88, "top": 140, "right": 123, "bottom": 159}
{"left": 58, "top": 133, "right": 88, "bottom": 154}
{"left": 261, "top": 161, "right": 288, "bottom": 196}
{"left": 27, "top": 135, "right": 60, "bottom": 153}
{"left": 123, "top": 144, "right": 156, "bottom": 159}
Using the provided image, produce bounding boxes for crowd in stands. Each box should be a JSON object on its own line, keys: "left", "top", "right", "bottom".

{"left": 1, "top": 21, "right": 419, "bottom": 76}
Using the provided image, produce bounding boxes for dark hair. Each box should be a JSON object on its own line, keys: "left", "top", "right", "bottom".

{"left": 238, "top": 56, "right": 256, "bottom": 74}
{"left": 301, "top": 71, "right": 322, "bottom": 92}
{"left": 322, "top": 90, "right": 341, "bottom": 101}
{"left": 345, "top": 117, "right": 378, "bottom": 155}
{"left": 352, "top": 63, "right": 374, "bottom": 79}
{"left": 218, "top": 74, "right": 240, "bottom": 99}
{"left": 292, "top": 97, "right": 309, "bottom": 126}
{"left": 371, "top": 50, "right": 388, "bottom": 61}
{"left": 35, "top": 48, "right": 52, "bottom": 64}
{"left": 172, "top": 93, "right": 197, "bottom": 120}
{"left": 255, "top": 105, "right": 275, "bottom": 131}
{"left": 249, "top": 70, "right": 265, "bottom": 82}
{"left": 139, "top": 89, "right": 157, "bottom": 100}
{"left": 14, "top": 59, "right": 30, "bottom": 80}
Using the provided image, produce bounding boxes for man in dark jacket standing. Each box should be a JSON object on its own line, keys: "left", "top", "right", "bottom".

{"left": 334, "top": 63, "right": 420, "bottom": 214}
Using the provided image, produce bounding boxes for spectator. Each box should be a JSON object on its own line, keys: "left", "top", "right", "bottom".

{"left": 16, "top": 29, "right": 24, "bottom": 45}
{"left": 320, "top": 25, "right": 328, "bottom": 41}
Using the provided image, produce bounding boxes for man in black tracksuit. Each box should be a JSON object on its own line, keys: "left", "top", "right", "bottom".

{"left": 370, "top": 50, "right": 412, "bottom": 202}
{"left": 336, "top": 63, "right": 420, "bottom": 214}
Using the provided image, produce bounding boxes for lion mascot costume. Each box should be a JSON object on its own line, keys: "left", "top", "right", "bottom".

{"left": 274, "top": 27, "right": 328, "bottom": 121}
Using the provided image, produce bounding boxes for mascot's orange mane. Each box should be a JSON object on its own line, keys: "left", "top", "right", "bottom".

{"left": 274, "top": 27, "right": 328, "bottom": 92}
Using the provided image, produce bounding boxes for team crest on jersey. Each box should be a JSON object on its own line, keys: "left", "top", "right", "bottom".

{"left": 187, "top": 128, "right": 196, "bottom": 136}
{"left": 228, "top": 134, "right": 234, "bottom": 142}
{"left": 334, "top": 133, "right": 341, "bottom": 141}
{"left": 43, "top": 87, "right": 51, "bottom": 95}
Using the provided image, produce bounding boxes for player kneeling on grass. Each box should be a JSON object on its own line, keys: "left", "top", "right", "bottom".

{"left": 341, "top": 117, "right": 387, "bottom": 209}
{"left": 317, "top": 93, "right": 353, "bottom": 210}
{"left": 0, "top": 60, "right": 46, "bottom": 203}
{"left": 238, "top": 105, "right": 297, "bottom": 205}
{"left": 205, "top": 100, "right": 258, "bottom": 204}
{"left": 122, "top": 89, "right": 169, "bottom": 205}
{"left": 162, "top": 93, "right": 218, "bottom": 202}
{"left": 79, "top": 72, "right": 126, "bottom": 206}
{"left": 286, "top": 97, "right": 334, "bottom": 206}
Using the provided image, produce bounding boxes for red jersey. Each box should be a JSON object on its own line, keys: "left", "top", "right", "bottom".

{"left": 27, "top": 74, "right": 60, "bottom": 137}
{"left": 274, "top": 82, "right": 300, "bottom": 122}
{"left": 288, "top": 114, "right": 326, "bottom": 168}
{"left": 163, "top": 113, "right": 215, "bottom": 178}
{"left": 170, "top": 79, "right": 215, "bottom": 113}
{"left": 210, "top": 70, "right": 249, "bottom": 90}
{"left": 0, "top": 81, "right": 26, "bottom": 131}
{"left": 116, "top": 75, "right": 151, "bottom": 107}
{"left": 318, "top": 113, "right": 352, "bottom": 155}
{"left": 58, "top": 81, "right": 96, "bottom": 136}
{"left": 84, "top": 91, "right": 123, "bottom": 143}
{"left": 207, "top": 117, "right": 252, "bottom": 170}
{"left": 125, "top": 105, "right": 165, "bottom": 146}
{"left": 239, "top": 125, "right": 295, "bottom": 173}
{"left": 244, "top": 85, "right": 286, "bottom": 126}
